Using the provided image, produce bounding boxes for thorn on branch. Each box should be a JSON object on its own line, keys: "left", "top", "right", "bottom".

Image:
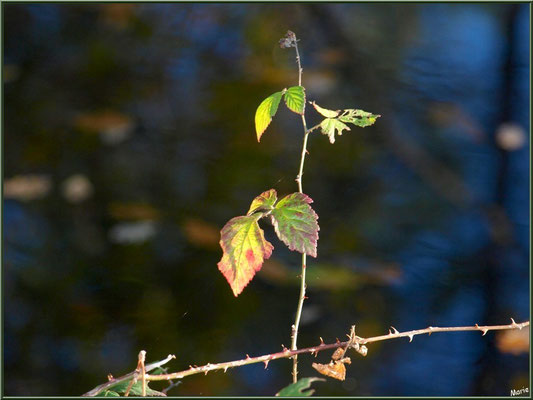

{"left": 319, "top": 337, "right": 325, "bottom": 345}
{"left": 408, "top": 334, "right": 414, "bottom": 342}
{"left": 107, "top": 374, "right": 114, "bottom": 381}
{"left": 263, "top": 360, "right": 269, "bottom": 369}
{"left": 510, "top": 318, "right": 522, "bottom": 329}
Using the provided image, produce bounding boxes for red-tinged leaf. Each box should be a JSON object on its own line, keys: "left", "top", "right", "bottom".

{"left": 247, "top": 189, "right": 278, "bottom": 216}
{"left": 271, "top": 193, "right": 319, "bottom": 257}
{"left": 218, "top": 215, "right": 274, "bottom": 296}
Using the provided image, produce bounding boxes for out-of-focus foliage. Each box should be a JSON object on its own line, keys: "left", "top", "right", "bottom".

{"left": 3, "top": 3, "right": 529, "bottom": 396}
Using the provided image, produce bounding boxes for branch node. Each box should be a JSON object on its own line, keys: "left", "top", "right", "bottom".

{"left": 357, "top": 345, "right": 368, "bottom": 357}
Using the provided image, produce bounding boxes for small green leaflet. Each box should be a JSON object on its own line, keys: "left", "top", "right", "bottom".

{"left": 255, "top": 91, "right": 283, "bottom": 142}
{"left": 247, "top": 189, "right": 277, "bottom": 216}
{"left": 339, "top": 109, "right": 380, "bottom": 127}
{"left": 276, "top": 377, "right": 325, "bottom": 397}
{"left": 271, "top": 192, "right": 319, "bottom": 257}
{"left": 320, "top": 118, "right": 351, "bottom": 144}
{"left": 316, "top": 107, "right": 380, "bottom": 143}
{"left": 311, "top": 101, "right": 339, "bottom": 118}
{"left": 284, "top": 86, "right": 306, "bottom": 115}
{"left": 218, "top": 214, "right": 274, "bottom": 296}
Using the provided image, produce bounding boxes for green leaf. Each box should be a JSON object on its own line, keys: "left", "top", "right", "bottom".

{"left": 338, "top": 109, "right": 380, "bottom": 127}
{"left": 276, "top": 377, "right": 325, "bottom": 396}
{"left": 96, "top": 390, "right": 120, "bottom": 397}
{"left": 310, "top": 101, "right": 339, "bottom": 118}
{"left": 255, "top": 91, "right": 283, "bottom": 142}
{"left": 283, "top": 86, "right": 306, "bottom": 115}
{"left": 319, "top": 118, "right": 351, "bottom": 144}
{"left": 97, "top": 380, "right": 165, "bottom": 397}
{"left": 247, "top": 189, "right": 278, "bottom": 216}
{"left": 218, "top": 214, "right": 274, "bottom": 296}
{"left": 271, "top": 192, "right": 319, "bottom": 257}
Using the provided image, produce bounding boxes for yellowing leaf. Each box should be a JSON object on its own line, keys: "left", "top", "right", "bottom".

{"left": 339, "top": 109, "right": 380, "bottom": 127}
{"left": 319, "top": 118, "right": 351, "bottom": 144}
{"left": 218, "top": 215, "right": 274, "bottom": 296}
{"left": 247, "top": 189, "right": 278, "bottom": 216}
{"left": 311, "top": 101, "right": 339, "bottom": 118}
{"left": 255, "top": 91, "right": 283, "bottom": 142}
{"left": 271, "top": 192, "right": 319, "bottom": 257}
{"left": 283, "top": 86, "right": 306, "bottom": 115}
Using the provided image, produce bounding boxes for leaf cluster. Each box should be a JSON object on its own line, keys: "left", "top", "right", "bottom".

{"left": 218, "top": 189, "right": 319, "bottom": 296}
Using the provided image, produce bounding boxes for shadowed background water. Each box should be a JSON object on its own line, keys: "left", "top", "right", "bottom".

{"left": 3, "top": 3, "right": 529, "bottom": 396}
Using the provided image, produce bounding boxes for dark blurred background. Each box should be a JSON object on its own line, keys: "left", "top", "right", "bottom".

{"left": 3, "top": 3, "right": 530, "bottom": 396}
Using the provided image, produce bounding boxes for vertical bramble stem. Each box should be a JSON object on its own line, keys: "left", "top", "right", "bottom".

{"left": 290, "top": 35, "right": 310, "bottom": 383}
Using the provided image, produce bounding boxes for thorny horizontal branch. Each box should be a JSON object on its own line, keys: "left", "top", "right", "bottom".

{"left": 83, "top": 319, "right": 529, "bottom": 396}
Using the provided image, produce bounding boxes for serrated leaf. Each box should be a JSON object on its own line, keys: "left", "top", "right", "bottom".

{"left": 284, "top": 86, "right": 306, "bottom": 115}
{"left": 310, "top": 101, "right": 339, "bottom": 118}
{"left": 255, "top": 91, "right": 283, "bottom": 142}
{"left": 247, "top": 189, "right": 278, "bottom": 216}
{"left": 319, "top": 118, "right": 351, "bottom": 144}
{"left": 271, "top": 192, "right": 319, "bottom": 257}
{"left": 276, "top": 377, "right": 325, "bottom": 397}
{"left": 339, "top": 109, "right": 380, "bottom": 127}
{"left": 218, "top": 215, "right": 274, "bottom": 296}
